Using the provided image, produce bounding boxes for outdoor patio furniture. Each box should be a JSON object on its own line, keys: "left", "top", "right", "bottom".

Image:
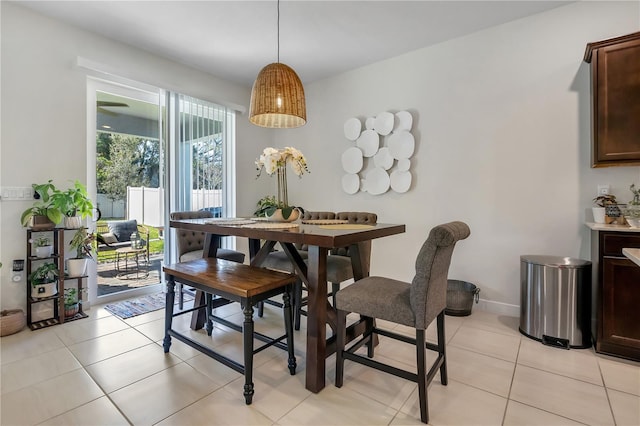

{"left": 97, "top": 219, "right": 150, "bottom": 264}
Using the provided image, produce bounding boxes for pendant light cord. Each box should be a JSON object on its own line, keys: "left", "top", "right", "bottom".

{"left": 277, "top": 0, "right": 280, "bottom": 63}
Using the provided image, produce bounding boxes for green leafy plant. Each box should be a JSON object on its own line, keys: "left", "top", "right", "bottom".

{"left": 593, "top": 194, "right": 617, "bottom": 207}
{"left": 629, "top": 184, "right": 640, "bottom": 206}
{"left": 20, "top": 180, "right": 64, "bottom": 227}
{"left": 34, "top": 237, "right": 51, "bottom": 247}
{"left": 63, "top": 288, "right": 78, "bottom": 306}
{"left": 29, "top": 263, "right": 59, "bottom": 286}
{"left": 51, "top": 180, "right": 94, "bottom": 218}
{"left": 69, "top": 228, "right": 96, "bottom": 259}
{"left": 254, "top": 195, "right": 304, "bottom": 219}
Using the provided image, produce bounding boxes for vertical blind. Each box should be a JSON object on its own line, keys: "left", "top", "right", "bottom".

{"left": 176, "top": 94, "right": 235, "bottom": 216}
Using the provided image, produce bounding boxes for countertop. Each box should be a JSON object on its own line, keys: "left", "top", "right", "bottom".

{"left": 623, "top": 248, "right": 640, "bottom": 267}
{"left": 585, "top": 222, "right": 640, "bottom": 233}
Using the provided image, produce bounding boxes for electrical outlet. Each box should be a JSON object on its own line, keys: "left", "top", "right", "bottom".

{"left": 598, "top": 185, "right": 610, "bottom": 195}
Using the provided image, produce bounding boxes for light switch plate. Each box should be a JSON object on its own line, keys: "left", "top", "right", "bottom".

{"left": 1, "top": 187, "right": 34, "bottom": 201}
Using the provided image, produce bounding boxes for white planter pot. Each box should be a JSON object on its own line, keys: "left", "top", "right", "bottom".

{"left": 31, "top": 281, "right": 58, "bottom": 299}
{"left": 266, "top": 208, "right": 301, "bottom": 222}
{"left": 592, "top": 207, "right": 606, "bottom": 224}
{"left": 64, "top": 216, "right": 83, "bottom": 229}
{"left": 35, "top": 246, "right": 53, "bottom": 258}
{"left": 67, "top": 258, "right": 88, "bottom": 277}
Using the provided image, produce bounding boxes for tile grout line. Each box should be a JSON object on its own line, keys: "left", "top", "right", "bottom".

{"left": 595, "top": 353, "right": 619, "bottom": 425}
{"left": 501, "top": 334, "right": 522, "bottom": 425}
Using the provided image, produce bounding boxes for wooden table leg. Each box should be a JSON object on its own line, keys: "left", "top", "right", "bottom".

{"left": 305, "top": 245, "right": 328, "bottom": 393}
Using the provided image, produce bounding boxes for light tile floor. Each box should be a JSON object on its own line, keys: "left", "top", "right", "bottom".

{"left": 1, "top": 301, "right": 639, "bottom": 425}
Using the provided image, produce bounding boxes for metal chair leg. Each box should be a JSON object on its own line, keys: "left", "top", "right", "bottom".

{"left": 416, "top": 329, "right": 428, "bottom": 424}
{"left": 335, "top": 308, "right": 347, "bottom": 387}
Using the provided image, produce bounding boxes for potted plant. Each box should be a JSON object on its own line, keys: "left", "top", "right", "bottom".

{"left": 29, "top": 263, "right": 59, "bottom": 299}
{"left": 67, "top": 228, "right": 96, "bottom": 277}
{"left": 33, "top": 236, "right": 53, "bottom": 258}
{"left": 20, "top": 180, "right": 63, "bottom": 229}
{"left": 63, "top": 288, "right": 79, "bottom": 318}
{"left": 592, "top": 194, "right": 616, "bottom": 224}
{"left": 51, "top": 180, "right": 94, "bottom": 229}
{"left": 255, "top": 147, "right": 308, "bottom": 221}
{"left": 621, "top": 184, "right": 640, "bottom": 227}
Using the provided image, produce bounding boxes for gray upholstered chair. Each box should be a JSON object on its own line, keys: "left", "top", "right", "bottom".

{"left": 260, "top": 211, "right": 377, "bottom": 330}
{"left": 170, "top": 211, "right": 246, "bottom": 263}
{"left": 170, "top": 210, "right": 246, "bottom": 308}
{"left": 335, "top": 221, "right": 471, "bottom": 424}
{"left": 259, "top": 211, "right": 335, "bottom": 324}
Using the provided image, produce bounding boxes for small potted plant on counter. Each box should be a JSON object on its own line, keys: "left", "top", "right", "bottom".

{"left": 621, "top": 184, "right": 640, "bottom": 228}
{"left": 67, "top": 228, "right": 96, "bottom": 277}
{"left": 29, "top": 263, "right": 59, "bottom": 299}
{"left": 592, "top": 194, "right": 616, "bottom": 224}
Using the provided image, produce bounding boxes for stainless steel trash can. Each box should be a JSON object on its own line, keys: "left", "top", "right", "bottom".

{"left": 520, "top": 255, "right": 592, "bottom": 349}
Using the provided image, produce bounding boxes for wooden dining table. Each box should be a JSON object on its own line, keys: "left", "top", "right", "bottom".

{"left": 169, "top": 218, "right": 406, "bottom": 392}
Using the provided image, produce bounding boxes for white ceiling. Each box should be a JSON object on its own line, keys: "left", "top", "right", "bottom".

{"left": 16, "top": 0, "right": 571, "bottom": 87}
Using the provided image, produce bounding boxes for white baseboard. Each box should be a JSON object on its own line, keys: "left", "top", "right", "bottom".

{"left": 476, "top": 298, "right": 520, "bottom": 317}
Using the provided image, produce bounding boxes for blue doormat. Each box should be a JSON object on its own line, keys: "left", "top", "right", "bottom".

{"left": 105, "top": 292, "right": 193, "bottom": 319}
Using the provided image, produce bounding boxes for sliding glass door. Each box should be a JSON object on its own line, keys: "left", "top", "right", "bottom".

{"left": 88, "top": 79, "right": 165, "bottom": 304}
{"left": 87, "top": 79, "right": 236, "bottom": 304}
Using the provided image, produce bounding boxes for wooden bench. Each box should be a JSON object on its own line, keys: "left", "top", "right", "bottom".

{"left": 162, "top": 258, "right": 297, "bottom": 404}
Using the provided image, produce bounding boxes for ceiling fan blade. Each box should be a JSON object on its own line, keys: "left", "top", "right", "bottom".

{"left": 97, "top": 101, "right": 129, "bottom": 108}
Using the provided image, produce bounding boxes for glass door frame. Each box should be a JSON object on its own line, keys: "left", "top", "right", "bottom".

{"left": 86, "top": 77, "right": 165, "bottom": 305}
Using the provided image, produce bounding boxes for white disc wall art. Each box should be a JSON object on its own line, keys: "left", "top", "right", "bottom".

{"left": 365, "top": 117, "right": 375, "bottom": 130}
{"left": 356, "top": 129, "right": 379, "bottom": 158}
{"left": 344, "top": 118, "right": 361, "bottom": 141}
{"left": 341, "top": 146, "right": 364, "bottom": 174}
{"left": 390, "top": 170, "right": 412, "bottom": 193}
{"left": 373, "top": 112, "right": 394, "bottom": 136}
{"left": 388, "top": 130, "right": 415, "bottom": 159}
{"left": 374, "top": 147, "right": 394, "bottom": 170}
{"left": 341, "top": 110, "right": 415, "bottom": 195}
{"left": 364, "top": 167, "right": 390, "bottom": 195}
{"left": 397, "top": 158, "right": 410, "bottom": 171}
{"left": 395, "top": 110, "right": 413, "bottom": 131}
{"left": 342, "top": 174, "right": 360, "bottom": 194}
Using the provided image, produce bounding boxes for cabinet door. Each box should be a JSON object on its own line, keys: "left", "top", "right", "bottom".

{"left": 587, "top": 32, "right": 640, "bottom": 167}
{"left": 599, "top": 257, "right": 640, "bottom": 360}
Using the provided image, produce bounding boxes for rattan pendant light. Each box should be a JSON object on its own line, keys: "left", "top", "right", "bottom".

{"left": 249, "top": 0, "right": 306, "bottom": 128}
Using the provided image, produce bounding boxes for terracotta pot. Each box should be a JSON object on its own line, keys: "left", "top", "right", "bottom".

{"left": 64, "top": 304, "right": 79, "bottom": 318}
{"left": 29, "top": 215, "right": 55, "bottom": 230}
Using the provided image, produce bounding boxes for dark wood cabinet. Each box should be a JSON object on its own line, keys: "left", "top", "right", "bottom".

{"left": 584, "top": 32, "right": 640, "bottom": 167}
{"left": 592, "top": 230, "right": 640, "bottom": 360}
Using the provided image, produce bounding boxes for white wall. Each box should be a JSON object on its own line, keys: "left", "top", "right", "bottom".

{"left": 278, "top": 1, "right": 640, "bottom": 314}
{"left": 2, "top": 1, "right": 639, "bottom": 315}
